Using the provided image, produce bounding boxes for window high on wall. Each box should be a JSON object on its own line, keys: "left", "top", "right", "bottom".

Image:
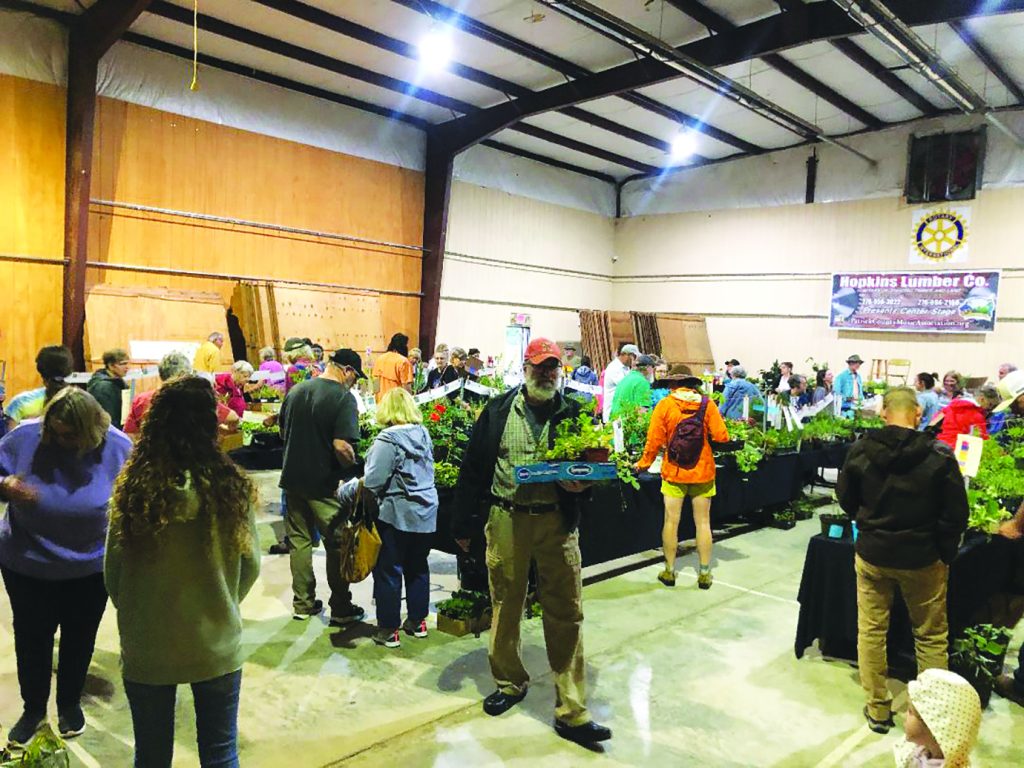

{"left": 905, "top": 128, "right": 986, "bottom": 204}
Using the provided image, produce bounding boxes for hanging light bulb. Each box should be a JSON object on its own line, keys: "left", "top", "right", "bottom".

{"left": 670, "top": 130, "right": 697, "bottom": 161}
{"left": 418, "top": 26, "right": 454, "bottom": 73}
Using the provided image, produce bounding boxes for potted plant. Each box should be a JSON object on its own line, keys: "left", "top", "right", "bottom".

{"left": 436, "top": 589, "right": 492, "bottom": 637}
{"left": 950, "top": 624, "right": 1013, "bottom": 707}
{"left": 770, "top": 507, "right": 796, "bottom": 530}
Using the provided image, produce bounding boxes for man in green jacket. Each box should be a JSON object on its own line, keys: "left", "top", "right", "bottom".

{"left": 87, "top": 348, "right": 130, "bottom": 427}
{"left": 609, "top": 354, "right": 655, "bottom": 420}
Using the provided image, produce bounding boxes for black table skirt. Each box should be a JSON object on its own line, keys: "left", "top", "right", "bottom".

{"left": 794, "top": 533, "right": 1020, "bottom": 668}
{"left": 434, "top": 446, "right": 850, "bottom": 569}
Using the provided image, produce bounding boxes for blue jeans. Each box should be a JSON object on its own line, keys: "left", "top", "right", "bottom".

{"left": 124, "top": 670, "right": 242, "bottom": 768}
{"left": 373, "top": 520, "right": 432, "bottom": 630}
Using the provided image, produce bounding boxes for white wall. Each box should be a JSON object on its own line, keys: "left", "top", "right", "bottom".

{"left": 613, "top": 191, "right": 1024, "bottom": 380}
{"left": 438, "top": 182, "right": 615, "bottom": 357}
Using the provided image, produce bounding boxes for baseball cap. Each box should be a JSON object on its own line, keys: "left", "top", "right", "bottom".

{"left": 283, "top": 337, "right": 307, "bottom": 352}
{"left": 725, "top": 359, "right": 740, "bottom": 366}
{"left": 637, "top": 354, "right": 656, "bottom": 367}
{"left": 994, "top": 369, "right": 1024, "bottom": 412}
{"left": 328, "top": 348, "right": 367, "bottom": 379}
{"left": 620, "top": 344, "right": 641, "bottom": 357}
{"left": 524, "top": 338, "right": 562, "bottom": 365}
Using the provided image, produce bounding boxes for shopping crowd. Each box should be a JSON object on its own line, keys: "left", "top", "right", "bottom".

{"left": 0, "top": 332, "right": 1022, "bottom": 766}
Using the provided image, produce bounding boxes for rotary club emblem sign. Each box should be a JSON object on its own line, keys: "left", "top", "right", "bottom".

{"left": 910, "top": 206, "right": 970, "bottom": 264}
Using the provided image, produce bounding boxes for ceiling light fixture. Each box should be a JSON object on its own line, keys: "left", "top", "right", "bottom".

{"left": 670, "top": 131, "right": 697, "bottom": 160}
{"left": 418, "top": 26, "right": 454, "bottom": 73}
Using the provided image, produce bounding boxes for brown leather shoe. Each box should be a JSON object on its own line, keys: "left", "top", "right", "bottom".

{"left": 993, "top": 674, "right": 1024, "bottom": 707}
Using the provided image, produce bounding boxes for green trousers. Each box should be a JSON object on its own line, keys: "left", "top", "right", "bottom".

{"left": 285, "top": 493, "right": 352, "bottom": 615}
{"left": 484, "top": 505, "right": 589, "bottom": 726}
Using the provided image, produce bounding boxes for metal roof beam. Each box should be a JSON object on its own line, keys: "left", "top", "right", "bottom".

{"left": 387, "top": 0, "right": 761, "bottom": 152}
{"left": 254, "top": 0, "right": 691, "bottom": 157}
{"left": 949, "top": 20, "right": 1024, "bottom": 105}
{"left": 147, "top": 2, "right": 648, "bottom": 176}
{"left": 433, "top": 0, "right": 1024, "bottom": 155}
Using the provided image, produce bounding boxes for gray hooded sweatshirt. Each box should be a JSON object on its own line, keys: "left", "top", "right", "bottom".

{"left": 343, "top": 424, "right": 438, "bottom": 534}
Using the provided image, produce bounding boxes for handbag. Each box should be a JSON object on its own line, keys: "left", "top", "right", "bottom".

{"left": 338, "top": 481, "right": 382, "bottom": 583}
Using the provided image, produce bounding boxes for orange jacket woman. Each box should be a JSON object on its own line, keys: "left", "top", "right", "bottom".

{"left": 637, "top": 387, "right": 729, "bottom": 483}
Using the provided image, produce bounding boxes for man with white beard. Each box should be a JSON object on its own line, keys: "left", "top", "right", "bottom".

{"left": 452, "top": 338, "right": 612, "bottom": 746}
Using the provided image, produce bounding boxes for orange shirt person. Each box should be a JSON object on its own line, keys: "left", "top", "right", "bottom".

{"left": 637, "top": 374, "right": 728, "bottom": 589}
{"left": 372, "top": 333, "right": 414, "bottom": 402}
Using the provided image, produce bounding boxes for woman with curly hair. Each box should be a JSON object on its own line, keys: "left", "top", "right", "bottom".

{"left": 105, "top": 376, "right": 260, "bottom": 767}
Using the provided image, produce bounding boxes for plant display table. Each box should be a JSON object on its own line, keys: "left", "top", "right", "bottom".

{"left": 794, "top": 533, "right": 1023, "bottom": 669}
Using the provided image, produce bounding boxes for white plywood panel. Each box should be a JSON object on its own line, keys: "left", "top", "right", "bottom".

{"left": 964, "top": 13, "right": 1024, "bottom": 101}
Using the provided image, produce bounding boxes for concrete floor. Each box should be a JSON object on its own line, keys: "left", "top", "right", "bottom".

{"left": 1, "top": 472, "right": 1022, "bottom": 766}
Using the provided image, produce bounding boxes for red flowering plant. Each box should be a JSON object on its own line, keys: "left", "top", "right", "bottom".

{"left": 421, "top": 399, "right": 474, "bottom": 465}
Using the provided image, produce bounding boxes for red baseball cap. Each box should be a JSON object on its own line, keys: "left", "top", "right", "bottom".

{"left": 524, "top": 338, "right": 563, "bottom": 365}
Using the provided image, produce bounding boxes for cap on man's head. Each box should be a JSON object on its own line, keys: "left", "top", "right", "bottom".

{"left": 328, "top": 348, "right": 367, "bottom": 379}
{"left": 846, "top": 354, "right": 864, "bottom": 364}
{"left": 283, "top": 337, "right": 306, "bottom": 353}
{"left": 637, "top": 354, "right": 656, "bottom": 367}
{"left": 620, "top": 343, "right": 641, "bottom": 357}
{"left": 524, "top": 338, "right": 562, "bottom": 365}
{"left": 726, "top": 359, "right": 740, "bottom": 366}
{"left": 994, "top": 370, "right": 1024, "bottom": 412}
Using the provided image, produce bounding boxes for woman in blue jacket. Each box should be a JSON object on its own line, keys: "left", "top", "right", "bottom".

{"left": 340, "top": 387, "right": 438, "bottom": 648}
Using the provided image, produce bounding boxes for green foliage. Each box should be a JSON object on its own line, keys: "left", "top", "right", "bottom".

{"left": 806, "top": 357, "right": 829, "bottom": 374}
{"left": 758, "top": 360, "right": 782, "bottom": 391}
{"left": 436, "top": 590, "right": 490, "bottom": 620}
{"left": 862, "top": 380, "right": 889, "bottom": 396}
{"left": 772, "top": 507, "right": 796, "bottom": 523}
{"left": 967, "top": 438, "right": 1024, "bottom": 532}
{"left": 240, "top": 420, "right": 279, "bottom": 437}
{"left": 544, "top": 412, "right": 612, "bottom": 461}
{"left": 423, "top": 401, "right": 475, "bottom": 465}
{"left": 619, "top": 406, "right": 652, "bottom": 459}
{"left": 477, "top": 371, "right": 506, "bottom": 392}
{"left": 734, "top": 440, "right": 765, "bottom": 473}
{"left": 250, "top": 385, "right": 282, "bottom": 401}
{"left": 951, "top": 624, "right": 1013, "bottom": 683}
{"left": 0, "top": 724, "right": 70, "bottom": 767}
{"left": 434, "top": 461, "right": 459, "bottom": 488}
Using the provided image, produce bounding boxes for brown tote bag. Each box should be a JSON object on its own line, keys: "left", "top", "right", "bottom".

{"left": 338, "top": 481, "right": 382, "bottom": 583}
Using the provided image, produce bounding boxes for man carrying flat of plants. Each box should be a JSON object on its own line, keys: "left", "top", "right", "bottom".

{"left": 837, "top": 387, "right": 969, "bottom": 734}
{"left": 452, "top": 337, "right": 611, "bottom": 747}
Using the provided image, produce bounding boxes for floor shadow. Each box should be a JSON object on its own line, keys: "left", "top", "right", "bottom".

{"left": 328, "top": 621, "right": 375, "bottom": 649}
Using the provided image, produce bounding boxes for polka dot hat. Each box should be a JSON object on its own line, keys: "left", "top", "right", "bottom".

{"left": 908, "top": 668, "right": 982, "bottom": 768}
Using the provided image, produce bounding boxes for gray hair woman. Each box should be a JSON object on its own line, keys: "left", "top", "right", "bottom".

{"left": 215, "top": 361, "right": 255, "bottom": 418}
{"left": 0, "top": 388, "right": 132, "bottom": 744}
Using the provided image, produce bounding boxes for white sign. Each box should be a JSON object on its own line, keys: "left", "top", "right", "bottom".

{"left": 956, "top": 433, "right": 985, "bottom": 477}
{"left": 129, "top": 340, "right": 202, "bottom": 362}
{"left": 414, "top": 379, "right": 462, "bottom": 405}
{"left": 564, "top": 379, "right": 602, "bottom": 396}
{"left": 464, "top": 380, "right": 498, "bottom": 397}
{"left": 910, "top": 206, "right": 970, "bottom": 264}
{"left": 797, "top": 393, "right": 834, "bottom": 421}
{"left": 250, "top": 370, "right": 285, "bottom": 383}
{"left": 612, "top": 419, "right": 625, "bottom": 453}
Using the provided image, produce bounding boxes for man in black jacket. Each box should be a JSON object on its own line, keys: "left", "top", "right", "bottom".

{"left": 453, "top": 338, "right": 611, "bottom": 746}
{"left": 86, "top": 348, "right": 129, "bottom": 427}
{"left": 837, "top": 387, "right": 968, "bottom": 734}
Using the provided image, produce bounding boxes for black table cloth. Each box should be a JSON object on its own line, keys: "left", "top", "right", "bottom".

{"left": 434, "top": 448, "right": 847, "bottom": 570}
{"left": 794, "top": 533, "right": 1020, "bottom": 670}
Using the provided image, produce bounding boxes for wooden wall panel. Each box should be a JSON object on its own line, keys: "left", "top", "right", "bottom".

{"left": 0, "top": 75, "right": 65, "bottom": 396}
{"left": 84, "top": 285, "right": 230, "bottom": 368}
{"left": 86, "top": 98, "right": 422, "bottom": 357}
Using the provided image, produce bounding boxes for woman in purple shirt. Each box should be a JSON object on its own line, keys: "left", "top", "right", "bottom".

{"left": 0, "top": 387, "right": 132, "bottom": 745}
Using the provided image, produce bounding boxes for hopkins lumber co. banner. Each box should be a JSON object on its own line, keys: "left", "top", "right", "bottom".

{"left": 829, "top": 270, "right": 1000, "bottom": 333}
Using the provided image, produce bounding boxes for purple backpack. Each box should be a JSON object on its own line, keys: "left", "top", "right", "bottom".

{"left": 667, "top": 396, "right": 709, "bottom": 470}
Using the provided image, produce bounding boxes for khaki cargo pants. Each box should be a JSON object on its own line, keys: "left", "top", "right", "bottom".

{"left": 485, "top": 505, "right": 589, "bottom": 726}
{"left": 855, "top": 554, "right": 949, "bottom": 720}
